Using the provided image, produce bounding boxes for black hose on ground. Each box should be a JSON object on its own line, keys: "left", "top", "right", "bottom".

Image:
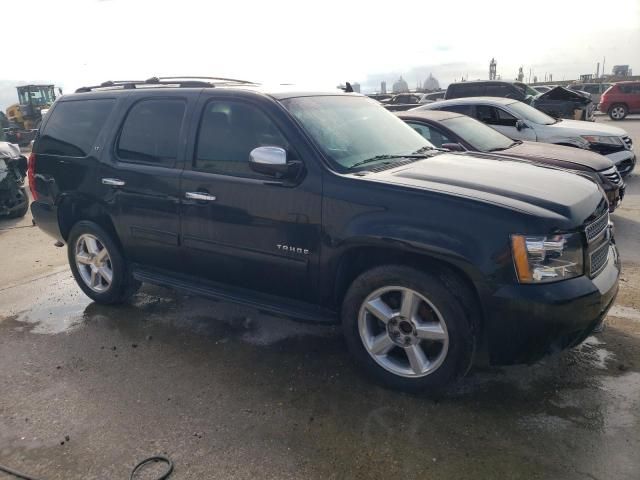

{"left": 0, "top": 455, "right": 174, "bottom": 480}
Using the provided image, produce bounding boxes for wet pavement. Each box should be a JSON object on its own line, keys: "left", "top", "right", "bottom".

{"left": 1, "top": 271, "right": 639, "bottom": 479}
{"left": 1, "top": 118, "right": 639, "bottom": 479}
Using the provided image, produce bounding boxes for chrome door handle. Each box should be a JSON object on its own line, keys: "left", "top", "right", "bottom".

{"left": 185, "top": 191, "right": 217, "bottom": 201}
{"left": 102, "top": 178, "right": 126, "bottom": 187}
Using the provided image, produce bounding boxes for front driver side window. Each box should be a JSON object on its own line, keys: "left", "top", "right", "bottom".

{"left": 195, "top": 100, "right": 290, "bottom": 179}
{"left": 406, "top": 122, "right": 452, "bottom": 148}
{"left": 476, "top": 106, "right": 517, "bottom": 127}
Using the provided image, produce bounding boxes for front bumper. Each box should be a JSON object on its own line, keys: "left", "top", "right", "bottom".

{"left": 485, "top": 243, "right": 620, "bottom": 365}
{"left": 605, "top": 150, "right": 636, "bottom": 176}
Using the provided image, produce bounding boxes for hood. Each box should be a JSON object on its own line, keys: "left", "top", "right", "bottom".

{"left": 501, "top": 141, "right": 612, "bottom": 171}
{"left": 0, "top": 142, "right": 21, "bottom": 160}
{"left": 367, "top": 152, "right": 603, "bottom": 223}
{"left": 537, "top": 86, "right": 591, "bottom": 105}
{"left": 547, "top": 118, "right": 628, "bottom": 136}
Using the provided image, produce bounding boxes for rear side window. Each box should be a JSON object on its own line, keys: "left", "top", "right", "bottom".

{"left": 38, "top": 99, "right": 115, "bottom": 157}
{"left": 117, "top": 99, "right": 186, "bottom": 166}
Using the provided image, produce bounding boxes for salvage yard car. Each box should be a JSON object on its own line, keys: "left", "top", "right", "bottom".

{"left": 0, "top": 141, "right": 29, "bottom": 219}
{"left": 417, "top": 97, "right": 636, "bottom": 176}
{"left": 445, "top": 80, "right": 595, "bottom": 121}
{"left": 29, "top": 78, "right": 619, "bottom": 392}
{"left": 599, "top": 81, "right": 640, "bottom": 121}
{"left": 397, "top": 109, "right": 625, "bottom": 211}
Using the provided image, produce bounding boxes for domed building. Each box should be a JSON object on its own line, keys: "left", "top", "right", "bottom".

{"left": 422, "top": 74, "right": 440, "bottom": 91}
{"left": 392, "top": 76, "right": 409, "bottom": 93}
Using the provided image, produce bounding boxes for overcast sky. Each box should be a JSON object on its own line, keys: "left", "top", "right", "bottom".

{"left": 1, "top": 0, "right": 639, "bottom": 106}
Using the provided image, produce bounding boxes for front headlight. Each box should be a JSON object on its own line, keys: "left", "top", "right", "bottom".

{"left": 581, "top": 135, "right": 623, "bottom": 146}
{"left": 511, "top": 233, "right": 584, "bottom": 283}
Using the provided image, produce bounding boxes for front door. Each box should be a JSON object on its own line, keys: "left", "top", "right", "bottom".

{"left": 179, "top": 96, "right": 322, "bottom": 302}
{"left": 99, "top": 95, "right": 190, "bottom": 272}
{"left": 475, "top": 105, "right": 537, "bottom": 141}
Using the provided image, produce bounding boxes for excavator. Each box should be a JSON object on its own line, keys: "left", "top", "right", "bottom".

{"left": 5, "top": 85, "right": 60, "bottom": 145}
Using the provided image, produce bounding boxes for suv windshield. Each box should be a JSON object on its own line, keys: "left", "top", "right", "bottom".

{"left": 281, "top": 96, "right": 433, "bottom": 170}
{"left": 507, "top": 101, "right": 557, "bottom": 125}
{"left": 441, "top": 115, "right": 515, "bottom": 152}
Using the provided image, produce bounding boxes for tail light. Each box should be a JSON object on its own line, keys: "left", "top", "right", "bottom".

{"left": 27, "top": 152, "right": 38, "bottom": 201}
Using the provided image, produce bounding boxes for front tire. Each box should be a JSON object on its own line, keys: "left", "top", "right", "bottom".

{"left": 608, "top": 104, "right": 628, "bottom": 121}
{"left": 342, "top": 265, "right": 475, "bottom": 392}
{"left": 67, "top": 221, "right": 140, "bottom": 304}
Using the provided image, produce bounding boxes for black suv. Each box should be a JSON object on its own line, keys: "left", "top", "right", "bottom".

{"left": 30, "top": 77, "right": 619, "bottom": 392}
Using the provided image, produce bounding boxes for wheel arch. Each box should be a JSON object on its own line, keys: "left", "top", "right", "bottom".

{"left": 333, "top": 244, "right": 487, "bottom": 338}
{"left": 57, "top": 194, "right": 121, "bottom": 250}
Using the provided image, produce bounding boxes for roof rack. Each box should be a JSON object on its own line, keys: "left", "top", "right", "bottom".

{"left": 75, "top": 76, "right": 258, "bottom": 93}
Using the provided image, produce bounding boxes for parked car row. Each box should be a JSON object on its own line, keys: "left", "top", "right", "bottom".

{"left": 443, "top": 80, "right": 596, "bottom": 122}
{"left": 414, "top": 96, "right": 636, "bottom": 176}
{"left": 397, "top": 109, "right": 625, "bottom": 211}
{"left": 28, "top": 78, "right": 622, "bottom": 392}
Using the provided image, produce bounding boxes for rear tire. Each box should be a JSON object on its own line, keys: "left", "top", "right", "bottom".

{"left": 608, "top": 104, "right": 628, "bottom": 121}
{"left": 67, "top": 220, "right": 140, "bottom": 304}
{"left": 341, "top": 265, "right": 475, "bottom": 392}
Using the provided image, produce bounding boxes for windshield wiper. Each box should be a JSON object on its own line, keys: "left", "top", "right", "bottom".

{"left": 348, "top": 153, "right": 431, "bottom": 170}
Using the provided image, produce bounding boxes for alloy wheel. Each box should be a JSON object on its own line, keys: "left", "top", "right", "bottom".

{"left": 75, "top": 233, "right": 113, "bottom": 293}
{"left": 358, "top": 286, "right": 449, "bottom": 378}
{"left": 611, "top": 106, "right": 625, "bottom": 119}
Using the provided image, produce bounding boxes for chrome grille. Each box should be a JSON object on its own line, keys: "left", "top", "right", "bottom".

{"left": 585, "top": 211, "right": 609, "bottom": 243}
{"left": 600, "top": 166, "right": 622, "bottom": 186}
{"left": 590, "top": 241, "right": 610, "bottom": 277}
{"left": 622, "top": 135, "right": 633, "bottom": 150}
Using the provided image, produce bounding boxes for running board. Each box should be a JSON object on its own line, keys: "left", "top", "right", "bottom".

{"left": 132, "top": 266, "right": 338, "bottom": 324}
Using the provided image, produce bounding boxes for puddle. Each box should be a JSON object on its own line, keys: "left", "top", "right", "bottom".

{"left": 1, "top": 270, "right": 333, "bottom": 345}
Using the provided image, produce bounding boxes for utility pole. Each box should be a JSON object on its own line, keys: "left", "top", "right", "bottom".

{"left": 602, "top": 56, "right": 606, "bottom": 77}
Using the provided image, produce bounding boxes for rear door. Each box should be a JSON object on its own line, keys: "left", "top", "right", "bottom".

{"left": 98, "top": 93, "right": 193, "bottom": 272}
{"left": 179, "top": 94, "right": 322, "bottom": 302}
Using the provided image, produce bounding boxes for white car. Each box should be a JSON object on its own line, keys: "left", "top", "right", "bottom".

{"left": 416, "top": 97, "right": 636, "bottom": 175}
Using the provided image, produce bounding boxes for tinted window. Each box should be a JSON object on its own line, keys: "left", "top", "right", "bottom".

{"left": 406, "top": 122, "right": 452, "bottom": 148}
{"left": 195, "top": 101, "right": 290, "bottom": 178}
{"left": 476, "top": 106, "right": 517, "bottom": 126}
{"left": 485, "top": 84, "right": 511, "bottom": 97}
{"left": 117, "top": 99, "right": 185, "bottom": 166}
{"left": 439, "top": 104, "right": 474, "bottom": 116}
{"left": 38, "top": 99, "right": 115, "bottom": 157}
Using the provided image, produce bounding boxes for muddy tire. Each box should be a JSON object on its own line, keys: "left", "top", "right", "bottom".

{"left": 608, "top": 104, "right": 628, "bottom": 121}
{"left": 67, "top": 220, "right": 140, "bottom": 304}
{"left": 341, "top": 265, "right": 475, "bottom": 392}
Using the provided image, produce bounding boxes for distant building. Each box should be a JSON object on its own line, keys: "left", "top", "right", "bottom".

{"left": 489, "top": 58, "right": 497, "bottom": 80}
{"left": 517, "top": 67, "right": 524, "bottom": 82}
{"left": 392, "top": 76, "right": 409, "bottom": 93}
{"left": 380, "top": 81, "right": 387, "bottom": 94}
{"left": 422, "top": 74, "right": 440, "bottom": 91}
{"left": 352, "top": 82, "right": 361, "bottom": 93}
{"left": 612, "top": 65, "right": 632, "bottom": 77}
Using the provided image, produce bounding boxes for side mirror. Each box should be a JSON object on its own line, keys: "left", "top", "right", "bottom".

{"left": 441, "top": 142, "right": 465, "bottom": 152}
{"left": 249, "top": 146, "right": 290, "bottom": 177}
{"left": 515, "top": 119, "right": 527, "bottom": 131}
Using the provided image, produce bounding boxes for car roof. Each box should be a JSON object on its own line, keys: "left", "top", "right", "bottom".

{"left": 449, "top": 80, "right": 521, "bottom": 86}
{"left": 396, "top": 110, "right": 463, "bottom": 121}
{"left": 59, "top": 83, "right": 360, "bottom": 102}
{"left": 422, "top": 96, "right": 519, "bottom": 107}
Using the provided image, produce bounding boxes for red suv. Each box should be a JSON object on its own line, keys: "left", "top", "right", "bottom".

{"left": 600, "top": 81, "right": 640, "bottom": 120}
